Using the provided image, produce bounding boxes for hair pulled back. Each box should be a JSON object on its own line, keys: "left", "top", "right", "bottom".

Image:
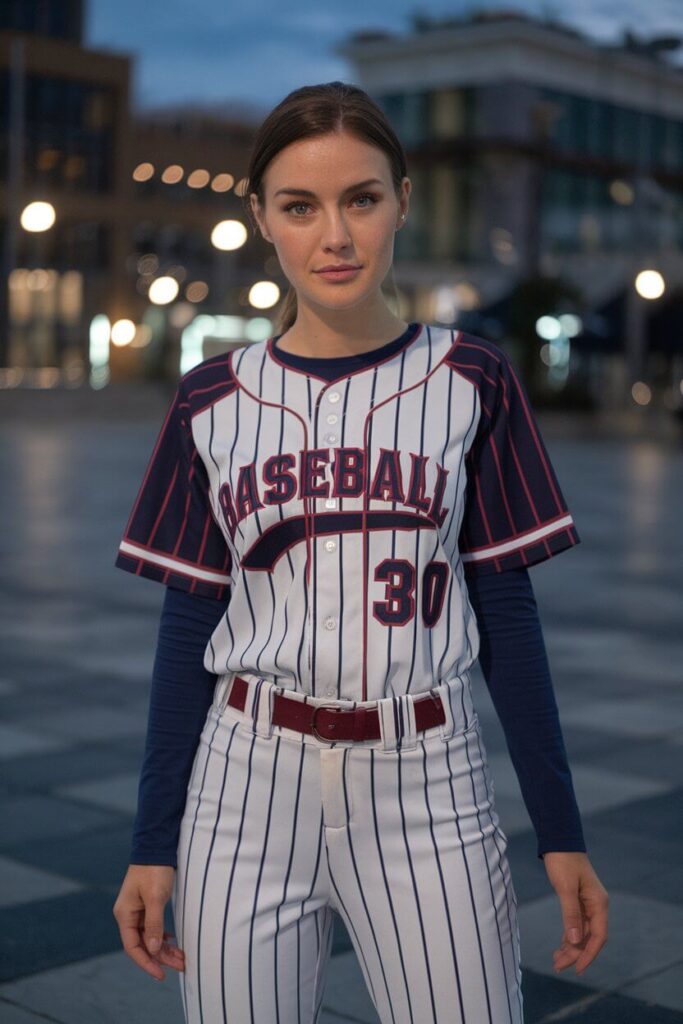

{"left": 243, "top": 81, "right": 407, "bottom": 334}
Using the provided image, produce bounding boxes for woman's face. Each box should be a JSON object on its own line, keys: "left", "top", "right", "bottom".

{"left": 250, "top": 130, "right": 410, "bottom": 314}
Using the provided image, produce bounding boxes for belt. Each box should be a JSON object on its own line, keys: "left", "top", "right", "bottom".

{"left": 227, "top": 675, "right": 446, "bottom": 743}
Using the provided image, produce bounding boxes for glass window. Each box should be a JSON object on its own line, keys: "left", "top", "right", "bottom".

{"left": 18, "top": 75, "right": 115, "bottom": 193}
{"left": 658, "top": 117, "right": 683, "bottom": 170}
{"left": 612, "top": 106, "right": 640, "bottom": 162}
{"left": 401, "top": 90, "right": 430, "bottom": 146}
{"left": 0, "top": 0, "right": 81, "bottom": 41}
{"left": 586, "top": 100, "right": 613, "bottom": 158}
{"left": 395, "top": 165, "right": 429, "bottom": 259}
{"left": 375, "top": 90, "right": 430, "bottom": 146}
{"left": 431, "top": 88, "right": 467, "bottom": 139}
{"left": 375, "top": 93, "right": 403, "bottom": 127}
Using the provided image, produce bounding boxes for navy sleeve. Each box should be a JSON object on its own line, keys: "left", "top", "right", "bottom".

{"left": 466, "top": 565, "right": 587, "bottom": 861}
{"left": 115, "top": 377, "right": 233, "bottom": 600}
{"left": 129, "top": 586, "right": 229, "bottom": 867}
{"left": 456, "top": 337, "right": 581, "bottom": 575}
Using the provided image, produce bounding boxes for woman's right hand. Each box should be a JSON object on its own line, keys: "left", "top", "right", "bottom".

{"left": 113, "top": 864, "right": 185, "bottom": 980}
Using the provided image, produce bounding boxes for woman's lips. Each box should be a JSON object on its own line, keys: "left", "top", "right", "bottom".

{"left": 315, "top": 267, "right": 362, "bottom": 281}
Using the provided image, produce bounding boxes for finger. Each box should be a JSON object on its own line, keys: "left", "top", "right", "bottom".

{"left": 554, "top": 936, "right": 585, "bottom": 963}
{"left": 120, "top": 925, "right": 165, "bottom": 980}
{"left": 573, "top": 901, "right": 608, "bottom": 974}
{"left": 158, "top": 930, "right": 185, "bottom": 968}
{"left": 160, "top": 931, "right": 185, "bottom": 959}
{"left": 161, "top": 930, "right": 184, "bottom": 953}
{"left": 158, "top": 950, "right": 185, "bottom": 971}
{"left": 553, "top": 946, "right": 582, "bottom": 970}
{"left": 574, "top": 926, "right": 608, "bottom": 974}
{"left": 553, "top": 928, "right": 590, "bottom": 971}
{"left": 157, "top": 942, "right": 186, "bottom": 971}
{"left": 553, "top": 946, "right": 581, "bottom": 972}
{"left": 559, "top": 903, "right": 584, "bottom": 947}
{"left": 562, "top": 923, "right": 590, "bottom": 954}
{"left": 143, "top": 899, "right": 167, "bottom": 957}
{"left": 561, "top": 913, "right": 581, "bottom": 942}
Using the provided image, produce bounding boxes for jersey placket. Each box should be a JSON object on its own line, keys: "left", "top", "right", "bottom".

{"left": 309, "top": 381, "right": 344, "bottom": 700}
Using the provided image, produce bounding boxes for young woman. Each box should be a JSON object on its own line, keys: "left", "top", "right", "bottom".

{"left": 113, "top": 81, "right": 608, "bottom": 1024}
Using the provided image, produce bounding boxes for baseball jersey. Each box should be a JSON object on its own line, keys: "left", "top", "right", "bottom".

{"left": 115, "top": 324, "right": 580, "bottom": 703}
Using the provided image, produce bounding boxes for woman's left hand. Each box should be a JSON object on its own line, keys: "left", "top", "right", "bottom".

{"left": 542, "top": 851, "right": 609, "bottom": 976}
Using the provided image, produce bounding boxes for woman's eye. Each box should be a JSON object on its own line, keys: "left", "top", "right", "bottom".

{"left": 284, "top": 193, "right": 378, "bottom": 216}
{"left": 285, "top": 201, "right": 310, "bottom": 216}
{"left": 353, "top": 192, "right": 378, "bottom": 208}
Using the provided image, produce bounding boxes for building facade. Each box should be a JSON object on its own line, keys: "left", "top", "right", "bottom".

{"left": 0, "top": 3, "right": 265, "bottom": 384}
{"left": 338, "top": 13, "right": 683, "bottom": 403}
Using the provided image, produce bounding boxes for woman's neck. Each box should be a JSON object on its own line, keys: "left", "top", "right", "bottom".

{"left": 275, "top": 316, "right": 410, "bottom": 359}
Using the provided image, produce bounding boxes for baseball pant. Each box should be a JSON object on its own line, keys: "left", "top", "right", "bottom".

{"left": 171, "top": 671, "right": 524, "bottom": 1024}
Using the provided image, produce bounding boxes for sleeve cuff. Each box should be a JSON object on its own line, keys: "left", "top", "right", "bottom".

{"left": 462, "top": 516, "right": 580, "bottom": 575}
{"left": 115, "top": 542, "right": 232, "bottom": 600}
{"left": 129, "top": 848, "right": 178, "bottom": 868}
{"left": 538, "top": 839, "right": 588, "bottom": 860}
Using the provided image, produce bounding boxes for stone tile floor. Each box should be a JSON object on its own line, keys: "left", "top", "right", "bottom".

{"left": 0, "top": 391, "right": 682, "bottom": 1022}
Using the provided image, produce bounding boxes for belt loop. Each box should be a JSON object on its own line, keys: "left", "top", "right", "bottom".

{"left": 378, "top": 693, "right": 418, "bottom": 751}
{"left": 436, "top": 681, "right": 457, "bottom": 740}
{"left": 249, "top": 677, "right": 274, "bottom": 739}
{"left": 439, "top": 673, "right": 476, "bottom": 739}
{"left": 214, "top": 675, "right": 231, "bottom": 713}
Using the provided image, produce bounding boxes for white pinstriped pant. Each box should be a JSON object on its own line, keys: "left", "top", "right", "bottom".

{"left": 171, "top": 672, "right": 524, "bottom": 1024}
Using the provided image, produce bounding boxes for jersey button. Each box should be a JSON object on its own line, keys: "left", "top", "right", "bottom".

{"left": 324, "top": 616, "right": 337, "bottom": 630}
{"left": 326, "top": 413, "right": 338, "bottom": 425}
{"left": 324, "top": 539, "right": 337, "bottom": 552}
{"left": 324, "top": 497, "right": 338, "bottom": 509}
{"left": 326, "top": 688, "right": 335, "bottom": 697}
{"left": 324, "top": 433, "right": 337, "bottom": 444}
{"left": 327, "top": 391, "right": 340, "bottom": 403}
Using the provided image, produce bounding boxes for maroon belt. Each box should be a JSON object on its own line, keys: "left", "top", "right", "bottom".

{"left": 227, "top": 674, "right": 446, "bottom": 742}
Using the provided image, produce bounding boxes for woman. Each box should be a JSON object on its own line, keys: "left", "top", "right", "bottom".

{"left": 113, "top": 81, "right": 608, "bottom": 1023}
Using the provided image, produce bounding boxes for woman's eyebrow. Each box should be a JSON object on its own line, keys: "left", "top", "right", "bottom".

{"left": 274, "top": 178, "right": 384, "bottom": 198}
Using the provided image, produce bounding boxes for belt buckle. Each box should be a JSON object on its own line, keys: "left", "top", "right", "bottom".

{"left": 310, "top": 702, "right": 347, "bottom": 742}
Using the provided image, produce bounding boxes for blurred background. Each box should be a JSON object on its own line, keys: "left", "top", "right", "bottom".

{"left": 1, "top": 2, "right": 682, "bottom": 1023}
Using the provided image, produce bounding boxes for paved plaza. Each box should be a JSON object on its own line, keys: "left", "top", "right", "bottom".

{"left": 0, "top": 383, "right": 682, "bottom": 1023}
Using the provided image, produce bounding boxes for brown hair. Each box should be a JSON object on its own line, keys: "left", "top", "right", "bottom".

{"left": 242, "top": 81, "right": 408, "bottom": 335}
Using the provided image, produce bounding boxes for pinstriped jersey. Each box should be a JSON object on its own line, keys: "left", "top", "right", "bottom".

{"left": 115, "top": 324, "right": 580, "bottom": 701}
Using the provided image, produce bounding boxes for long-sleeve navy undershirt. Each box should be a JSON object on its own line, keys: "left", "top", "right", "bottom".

{"left": 129, "top": 566, "right": 587, "bottom": 867}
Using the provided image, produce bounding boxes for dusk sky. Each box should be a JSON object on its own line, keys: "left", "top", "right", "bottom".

{"left": 85, "top": 0, "right": 683, "bottom": 116}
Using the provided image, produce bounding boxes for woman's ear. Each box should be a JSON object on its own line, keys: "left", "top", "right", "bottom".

{"left": 250, "top": 193, "right": 271, "bottom": 242}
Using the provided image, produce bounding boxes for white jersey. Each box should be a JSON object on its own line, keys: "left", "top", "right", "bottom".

{"left": 116, "top": 323, "right": 580, "bottom": 702}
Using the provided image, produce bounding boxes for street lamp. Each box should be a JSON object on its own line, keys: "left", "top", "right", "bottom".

{"left": 211, "top": 220, "right": 247, "bottom": 251}
{"left": 634, "top": 269, "right": 665, "bottom": 300}
{"left": 249, "top": 280, "right": 280, "bottom": 310}
{"left": 20, "top": 201, "right": 56, "bottom": 233}
{"left": 148, "top": 276, "right": 180, "bottom": 305}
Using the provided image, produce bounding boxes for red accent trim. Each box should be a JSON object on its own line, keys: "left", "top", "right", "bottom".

{"left": 226, "top": 346, "right": 315, "bottom": 620}
{"left": 148, "top": 462, "right": 180, "bottom": 546}
{"left": 161, "top": 449, "right": 196, "bottom": 587}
